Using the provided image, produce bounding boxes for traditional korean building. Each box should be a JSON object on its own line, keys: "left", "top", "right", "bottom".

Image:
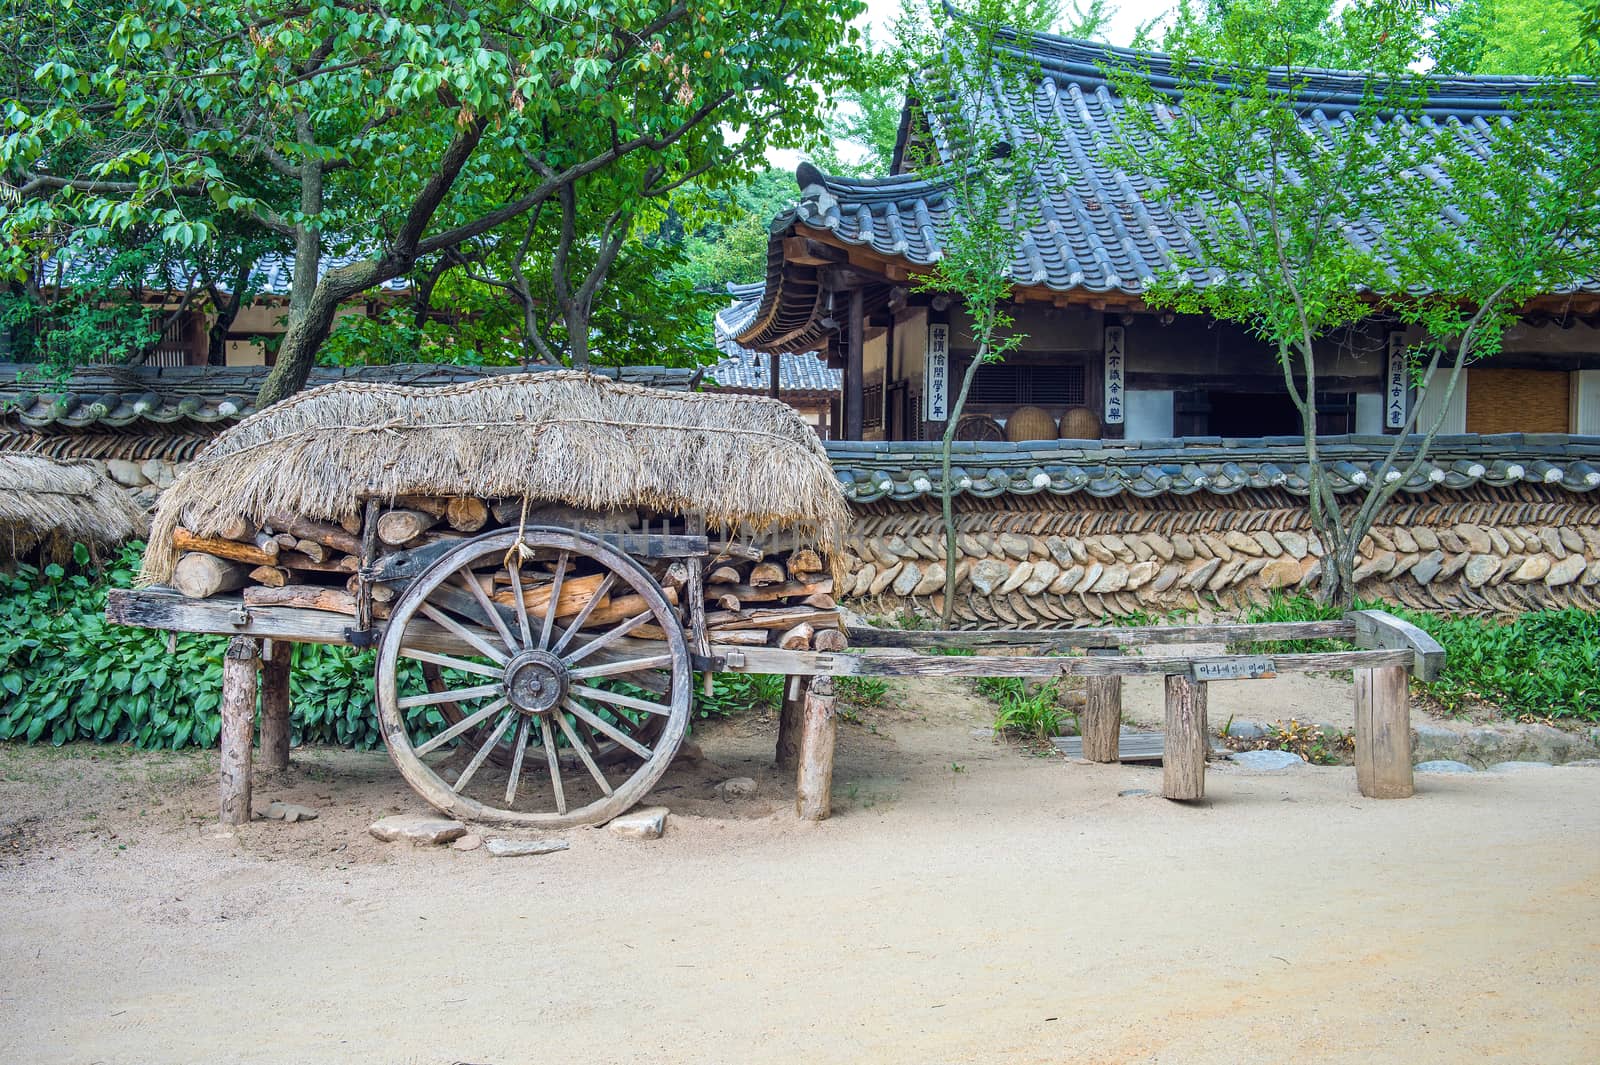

{"left": 733, "top": 29, "right": 1600, "bottom": 444}
{"left": 727, "top": 25, "right": 1600, "bottom": 623}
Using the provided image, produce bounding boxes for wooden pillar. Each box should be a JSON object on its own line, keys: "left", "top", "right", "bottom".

{"left": 776, "top": 675, "right": 807, "bottom": 770}
{"left": 1163, "top": 674, "right": 1207, "bottom": 801}
{"left": 259, "top": 639, "right": 293, "bottom": 771}
{"left": 768, "top": 352, "right": 781, "bottom": 400}
{"left": 219, "top": 636, "right": 260, "bottom": 825}
{"left": 1080, "top": 647, "right": 1122, "bottom": 762}
{"left": 795, "top": 675, "right": 837, "bottom": 821}
{"left": 1355, "top": 665, "right": 1414, "bottom": 799}
{"left": 843, "top": 288, "right": 865, "bottom": 440}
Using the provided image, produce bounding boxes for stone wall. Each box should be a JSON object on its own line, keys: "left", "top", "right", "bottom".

{"left": 837, "top": 485, "right": 1600, "bottom": 623}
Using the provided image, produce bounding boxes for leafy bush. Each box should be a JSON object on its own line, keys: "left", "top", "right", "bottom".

{"left": 1241, "top": 594, "right": 1600, "bottom": 722}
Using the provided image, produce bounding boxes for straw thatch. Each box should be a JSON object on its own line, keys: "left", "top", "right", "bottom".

{"left": 1, "top": 453, "right": 149, "bottom": 563}
{"left": 142, "top": 371, "right": 849, "bottom": 584}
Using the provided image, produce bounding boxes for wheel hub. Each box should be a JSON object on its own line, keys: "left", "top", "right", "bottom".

{"left": 504, "top": 650, "right": 568, "bottom": 715}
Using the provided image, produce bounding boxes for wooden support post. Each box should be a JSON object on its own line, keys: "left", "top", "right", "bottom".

{"left": 219, "top": 636, "right": 260, "bottom": 826}
{"left": 1081, "top": 647, "right": 1122, "bottom": 762}
{"left": 795, "top": 675, "right": 837, "bottom": 821}
{"left": 1163, "top": 674, "right": 1207, "bottom": 801}
{"left": 259, "top": 639, "right": 293, "bottom": 772}
{"left": 1355, "top": 665, "right": 1414, "bottom": 799}
{"left": 776, "top": 675, "right": 806, "bottom": 770}
{"left": 844, "top": 288, "right": 865, "bottom": 440}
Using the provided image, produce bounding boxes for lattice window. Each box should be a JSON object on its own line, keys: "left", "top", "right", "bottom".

{"left": 969, "top": 363, "right": 1086, "bottom": 407}
{"left": 862, "top": 382, "right": 884, "bottom": 429}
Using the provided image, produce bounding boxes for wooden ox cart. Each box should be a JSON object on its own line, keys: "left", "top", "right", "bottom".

{"left": 107, "top": 373, "right": 1444, "bottom": 829}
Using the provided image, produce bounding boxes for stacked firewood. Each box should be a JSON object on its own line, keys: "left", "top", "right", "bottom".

{"left": 166, "top": 498, "right": 845, "bottom": 650}
{"left": 672, "top": 543, "right": 845, "bottom": 652}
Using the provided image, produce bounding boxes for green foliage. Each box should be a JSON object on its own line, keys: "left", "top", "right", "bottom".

{"left": 1110, "top": 2, "right": 1600, "bottom": 605}
{"left": 693, "top": 671, "right": 784, "bottom": 720}
{"left": 1228, "top": 717, "right": 1351, "bottom": 765}
{"left": 978, "top": 676, "right": 1065, "bottom": 742}
{"left": 1431, "top": 0, "right": 1591, "bottom": 75}
{"left": 3, "top": 0, "right": 871, "bottom": 388}
{"left": 1241, "top": 594, "right": 1600, "bottom": 722}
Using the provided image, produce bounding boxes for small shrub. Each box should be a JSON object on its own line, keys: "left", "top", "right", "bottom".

{"left": 694, "top": 671, "right": 782, "bottom": 719}
{"left": 980, "top": 676, "right": 1064, "bottom": 744}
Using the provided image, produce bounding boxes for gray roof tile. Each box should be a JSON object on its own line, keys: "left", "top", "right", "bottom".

{"left": 781, "top": 30, "right": 1600, "bottom": 301}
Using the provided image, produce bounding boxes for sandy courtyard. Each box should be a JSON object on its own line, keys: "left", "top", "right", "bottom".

{"left": 2, "top": 678, "right": 1597, "bottom": 1065}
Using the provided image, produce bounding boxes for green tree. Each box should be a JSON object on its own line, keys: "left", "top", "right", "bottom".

{"left": 3, "top": 1, "right": 868, "bottom": 404}
{"left": 1111, "top": 0, "right": 1600, "bottom": 605}
{"left": 1431, "top": 0, "right": 1590, "bottom": 75}
{"left": 896, "top": 0, "right": 1051, "bottom": 625}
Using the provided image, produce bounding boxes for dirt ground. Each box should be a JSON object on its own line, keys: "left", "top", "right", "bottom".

{"left": 2, "top": 676, "right": 1598, "bottom": 1065}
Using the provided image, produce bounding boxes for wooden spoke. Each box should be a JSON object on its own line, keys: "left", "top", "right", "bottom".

{"left": 504, "top": 717, "right": 531, "bottom": 805}
{"left": 549, "top": 572, "right": 617, "bottom": 655}
{"left": 569, "top": 683, "right": 673, "bottom": 717}
{"left": 376, "top": 527, "right": 690, "bottom": 827}
{"left": 507, "top": 561, "right": 535, "bottom": 651}
{"left": 460, "top": 572, "right": 520, "bottom": 654}
{"left": 538, "top": 550, "right": 569, "bottom": 650}
{"left": 563, "top": 609, "right": 654, "bottom": 666}
{"left": 539, "top": 714, "right": 566, "bottom": 814}
{"left": 568, "top": 654, "right": 673, "bottom": 680}
{"left": 556, "top": 711, "right": 613, "bottom": 796}
{"left": 401, "top": 647, "right": 504, "bottom": 680}
{"left": 453, "top": 708, "right": 517, "bottom": 793}
{"left": 420, "top": 603, "right": 510, "bottom": 665}
{"left": 416, "top": 697, "right": 509, "bottom": 757}
{"left": 563, "top": 697, "right": 652, "bottom": 760}
{"left": 398, "top": 682, "right": 503, "bottom": 710}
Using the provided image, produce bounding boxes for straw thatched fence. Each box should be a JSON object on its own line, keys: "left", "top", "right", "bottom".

{"left": 0, "top": 453, "right": 148, "bottom": 564}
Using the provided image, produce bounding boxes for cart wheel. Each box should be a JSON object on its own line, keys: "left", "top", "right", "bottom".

{"left": 375, "top": 527, "right": 692, "bottom": 827}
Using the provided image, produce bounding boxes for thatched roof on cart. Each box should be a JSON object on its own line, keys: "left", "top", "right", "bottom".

{"left": 0, "top": 452, "right": 148, "bottom": 561}
{"left": 143, "top": 371, "right": 848, "bottom": 583}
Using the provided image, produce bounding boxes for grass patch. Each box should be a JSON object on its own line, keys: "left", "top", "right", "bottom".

{"left": 1241, "top": 594, "right": 1600, "bottom": 723}
{"left": 976, "top": 676, "right": 1067, "bottom": 744}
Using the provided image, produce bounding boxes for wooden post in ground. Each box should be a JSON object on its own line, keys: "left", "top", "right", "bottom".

{"left": 1163, "top": 674, "right": 1207, "bottom": 801}
{"left": 1081, "top": 647, "right": 1122, "bottom": 762}
{"left": 219, "top": 636, "right": 260, "bottom": 825}
{"left": 776, "top": 675, "right": 806, "bottom": 770}
{"left": 795, "top": 675, "right": 837, "bottom": 821}
{"left": 1355, "top": 665, "right": 1414, "bottom": 799}
{"left": 259, "top": 639, "right": 293, "bottom": 771}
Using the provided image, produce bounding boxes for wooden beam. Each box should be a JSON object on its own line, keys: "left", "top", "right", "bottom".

{"left": 1355, "top": 665, "right": 1414, "bottom": 799}
{"left": 1162, "top": 675, "right": 1207, "bottom": 801}
{"left": 784, "top": 235, "right": 846, "bottom": 266}
{"left": 219, "top": 636, "right": 259, "bottom": 826}
{"left": 844, "top": 287, "right": 865, "bottom": 439}
{"left": 844, "top": 620, "right": 1359, "bottom": 649}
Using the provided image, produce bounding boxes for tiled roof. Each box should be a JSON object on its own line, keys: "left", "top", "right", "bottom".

{"left": 0, "top": 363, "right": 696, "bottom": 431}
{"left": 826, "top": 435, "right": 1600, "bottom": 503}
{"left": 710, "top": 284, "right": 841, "bottom": 394}
{"left": 751, "top": 29, "right": 1598, "bottom": 321}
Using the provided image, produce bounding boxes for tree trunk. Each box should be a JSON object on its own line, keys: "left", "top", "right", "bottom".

{"left": 939, "top": 344, "right": 989, "bottom": 627}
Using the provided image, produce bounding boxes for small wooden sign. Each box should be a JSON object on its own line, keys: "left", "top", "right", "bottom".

{"left": 1190, "top": 657, "right": 1277, "bottom": 681}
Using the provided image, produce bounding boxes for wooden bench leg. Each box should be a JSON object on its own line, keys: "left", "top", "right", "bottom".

{"left": 1356, "top": 665, "right": 1414, "bottom": 799}
{"left": 1081, "top": 675, "right": 1122, "bottom": 762}
{"left": 795, "top": 676, "right": 836, "bottom": 821}
{"left": 1163, "top": 675, "right": 1207, "bottom": 801}
{"left": 219, "top": 636, "right": 260, "bottom": 826}
{"left": 775, "top": 675, "right": 805, "bottom": 770}
{"left": 259, "top": 639, "right": 293, "bottom": 772}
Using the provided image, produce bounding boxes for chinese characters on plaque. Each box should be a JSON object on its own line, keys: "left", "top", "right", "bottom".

{"left": 1386, "top": 333, "right": 1409, "bottom": 430}
{"left": 1103, "top": 326, "right": 1125, "bottom": 425}
{"left": 924, "top": 323, "right": 950, "bottom": 422}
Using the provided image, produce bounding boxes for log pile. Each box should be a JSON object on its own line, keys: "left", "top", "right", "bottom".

{"left": 681, "top": 543, "right": 845, "bottom": 652}
{"left": 164, "top": 500, "right": 846, "bottom": 650}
